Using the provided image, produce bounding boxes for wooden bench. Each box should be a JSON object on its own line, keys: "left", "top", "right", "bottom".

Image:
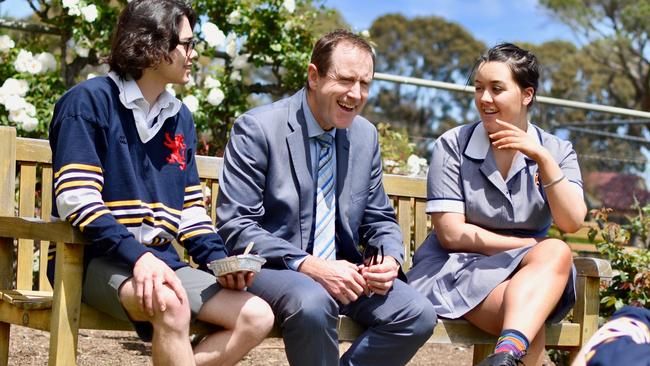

{"left": 0, "top": 126, "right": 612, "bottom": 365}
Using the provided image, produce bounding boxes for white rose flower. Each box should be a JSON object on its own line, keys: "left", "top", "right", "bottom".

{"left": 75, "top": 45, "right": 90, "bottom": 58}
{"left": 232, "top": 54, "right": 249, "bottom": 70}
{"left": 81, "top": 4, "right": 98, "bottom": 22}
{"left": 62, "top": 0, "right": 80, "bottom": 8}
{"left": 36, "top": 52, "right": 57, "bottom": 72}
{"left": 8, "top": 109, "right": 27, "bottom": 124}
{"left": 13, "top": 49, "right": 33, "bottom": 73}
{"left": 165, "top": 85, "right": 176, "bottom": 97}
{"left": 229, "top": 70, "right": 241, "bottom": 82}
{"left": 203, "top": 76, "right": 221, "bottom": 89}
{"left": 2, "top": 94, "right": 28, "bottom": 111}
{"left": 406, "top": 154, "right": 428, "bottom": 176}
{"left": 206, "top": 87, "right": 225, "bottom": 106}
{"left": 186, "top": 75, "right": 196, "bottom": 88}
{"left": 2, "top": 78, "right": 29, "bottom": 96}
{"left": 384, "top": 159, "right": 399, "bottom": 168}
{"left": 182, "top": 95, "right": 199, "bottom": 113}
{"left": 225, "top": 33, "right": 237, "bottom": 58}
{"left": 282, "top": 0, "right": 296, "bottom": 13}
{"left": 227, "top": 9, "right": 241, "bottom": 25}
{"left": 62, "top": 0, "right": 81, "bottom": 16}
{"left": 67, "top": 6, "right": 81, "bottom": 16}
{"left": 21, "top": 116, "right": 39, "bottom": 132}
{"left": 25, "top": 58, "right": 44, "bottom": 74}
{"left": 0, "top": 35, "right": 15, "bottom": 52}
{"left": 202, "top": 22, "right": 226, "bottom": 49}
{"left": 23, "top": 101, "right": 36, "bottom": 117}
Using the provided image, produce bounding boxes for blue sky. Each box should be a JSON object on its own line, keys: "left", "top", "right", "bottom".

{"left": 322, "top": 0, "right": 576, "bottom": 46}
{"left": 2, "top": 0, "right": 575, "bottom": 46}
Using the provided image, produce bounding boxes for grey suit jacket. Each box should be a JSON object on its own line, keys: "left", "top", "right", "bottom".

{"left": 216, "top": 89, "right": 404, "bottom": 270}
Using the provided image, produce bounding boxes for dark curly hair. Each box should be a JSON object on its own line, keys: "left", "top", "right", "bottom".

{"left": 472, "top": 42, "right": 540, "bottom": 107}
{"left": 107, "top": 0, "right": 196, "bottom": 80}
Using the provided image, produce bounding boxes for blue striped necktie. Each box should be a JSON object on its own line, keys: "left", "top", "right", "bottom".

{"left": 313, "top": 133, "right": 336, "bottom": 260}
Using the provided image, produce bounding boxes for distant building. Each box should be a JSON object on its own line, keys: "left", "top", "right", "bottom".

{"left": 584, "top": 172, "right": 650, "bottom": 215}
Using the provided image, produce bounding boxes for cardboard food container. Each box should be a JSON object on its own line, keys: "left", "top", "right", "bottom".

{"left": 208, "top": 254, "right": 266, "bottom": 276}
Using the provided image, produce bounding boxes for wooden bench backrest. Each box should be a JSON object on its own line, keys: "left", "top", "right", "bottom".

{"left": 5, "top": 129, "right": 429, "bottom": 293}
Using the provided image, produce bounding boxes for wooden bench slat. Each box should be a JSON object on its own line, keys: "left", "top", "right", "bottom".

{"left": 15, "top": 137, "right": 51, "bottom": 163}
{"left": 384, "top": 174, "right": 427, "bottom": 199}
{"left": 196, "top": 155, "right": 222, "bottom": 180}
{"left": 0, "top": 217, "right": 88, "bottom": 244}
{"left": 574, "top": 257, "right": 613, "bottom": 278}
{"left": 0, "top": 289, "right": 52, "bottom": 309}
{"left": 17, "top": 163, "right": 37, "bottom": 290}
{"left": 397, "top": 197, "right": 412, "bottom": 270}
{"left": 40, "top": 166, "right": 54, "bottom": 291}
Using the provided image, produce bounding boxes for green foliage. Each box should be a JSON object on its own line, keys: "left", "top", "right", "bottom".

{"left": 539, "top": 0, "right": 650, "bottom": 173}
{"left": 0, "top": 0, "right": 319, "bottom": 153}
{"left": 377, "top": 122, "right": 413, "bottom": 173}
{"left": 366, "top": 14, "right": 485, "bottom": 147}
{"left": 589, "top": 207, "right": 650, "bottom": 317}
{"left": 376, "top": 121, "right": 430, "bottom": 177}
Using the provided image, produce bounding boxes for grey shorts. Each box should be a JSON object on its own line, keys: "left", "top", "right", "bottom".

{"left": 82, "top": 256, "right": 222, "bottom": 341}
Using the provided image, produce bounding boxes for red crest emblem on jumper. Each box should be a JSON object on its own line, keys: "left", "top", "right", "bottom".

{"left": 164, "top": 132, "right": 187, "bottom": 170}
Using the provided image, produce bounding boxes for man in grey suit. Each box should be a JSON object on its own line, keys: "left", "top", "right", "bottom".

{"left": 216, "top": 29, "right": 437, "bottom": 366}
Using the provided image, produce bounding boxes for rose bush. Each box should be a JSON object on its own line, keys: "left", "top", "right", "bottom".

{"left": 0, "top": 0, "right": 318, "bottom": 152}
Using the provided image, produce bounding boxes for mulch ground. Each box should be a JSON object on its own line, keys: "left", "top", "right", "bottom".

{"left": 8, "top": 325, "right": 475, "bottom": 365}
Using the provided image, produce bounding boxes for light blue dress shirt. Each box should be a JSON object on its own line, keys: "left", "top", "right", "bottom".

{"left": 286, "top": 92, "right": 337, "bottom": 270}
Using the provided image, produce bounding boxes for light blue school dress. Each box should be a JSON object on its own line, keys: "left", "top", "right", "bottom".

{"left": 406, "top": 121, "right": 583, "bottom": 322}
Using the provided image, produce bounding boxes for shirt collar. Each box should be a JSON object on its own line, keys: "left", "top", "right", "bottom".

{"left": 463, "top": 121, "right": 542, "bottom": 161}
{"left": 107, "top": 71, "right": 182, "bottom": 143}
{"left": 302, "top": 90, "right": 336, "bottom": 139}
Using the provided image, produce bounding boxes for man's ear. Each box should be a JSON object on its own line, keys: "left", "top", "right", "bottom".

{"left": 307, "top": 63, "right": 319, "bottom": 90}
{"left": 522, "top": 87, "right": 534, "bottom": 106}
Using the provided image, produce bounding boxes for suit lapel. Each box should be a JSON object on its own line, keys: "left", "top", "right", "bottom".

{"left": 335, "top": 127, "right": 351, "bottom": 229}
{"left": 286, "top": 90, "right": 314, "bottom": 250}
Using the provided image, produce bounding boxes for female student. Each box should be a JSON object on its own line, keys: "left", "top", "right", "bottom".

{"left": 407, "top": 43, "right": 587, "bottom": 366}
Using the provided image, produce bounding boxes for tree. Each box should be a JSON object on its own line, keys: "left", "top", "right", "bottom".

{"left": 538, "top": 0, "right": 650, "bottom": 173}
{"left": 365, "top": 14, "right": 485, "bottom": 151}
{"left": 0, "top": 0, "right": 320, "bottom": 153}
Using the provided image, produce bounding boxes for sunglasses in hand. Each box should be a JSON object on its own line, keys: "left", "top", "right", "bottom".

{"left": 362, "top": 244, "right": 384, "bottom": 267}
{"left": 360, "top": 245, "right": 384, "bottom": 297}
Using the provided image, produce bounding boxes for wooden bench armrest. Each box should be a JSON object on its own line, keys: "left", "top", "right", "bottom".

{"left": 574, "top": 256, "right": 612, "bottom": 279}
{"left": 0, "top": 217, "right": 88, "bottom": 244}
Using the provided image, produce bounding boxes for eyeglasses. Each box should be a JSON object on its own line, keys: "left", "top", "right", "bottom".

{"left": 362, "top": 244, "right": 384, "bottom": 266}
{"left": 177, "top": 38, "right": 197, "bottom": 54}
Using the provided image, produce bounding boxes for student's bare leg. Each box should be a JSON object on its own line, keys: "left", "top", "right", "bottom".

{"left": 464, "top": 238, "right": 572, "bottom": 364}
{"left": 119, "top": 278, "right": 195, "bottom": 366}
{"left": 192, "top": 289, "right": 274, "bottom": 366}
{"left": 502, "top": 238, "right": 572, "bottom": 337}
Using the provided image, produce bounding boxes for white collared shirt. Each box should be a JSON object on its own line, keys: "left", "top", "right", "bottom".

{"left": 107, "top": 71, "right": 182, "bottom": 143}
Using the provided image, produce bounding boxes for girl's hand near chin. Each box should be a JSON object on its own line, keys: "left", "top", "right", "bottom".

{"left": 488, "top": 119, "right": 546, "bottom": 161}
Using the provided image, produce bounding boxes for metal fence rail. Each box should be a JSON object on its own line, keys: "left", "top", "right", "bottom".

{"left": 374, "top": 72, "right": 650, "bottom": 120}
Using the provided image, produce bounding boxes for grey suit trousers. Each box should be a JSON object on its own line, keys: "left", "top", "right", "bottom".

{"left": 248, "top": 268, "right": 437, "bottom": 366}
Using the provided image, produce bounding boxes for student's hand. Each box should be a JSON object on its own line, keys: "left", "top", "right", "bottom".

{"left": 359, "top": 256, "right": 400, "bottom": 296}
{"left": 489, "top": 119, "right": 547, "bottom": 161}
{"left": 217, "top": 271, "right": 255, "bottom": 290}
{"left": 132, "top": 252, "right": 187, "bottom": 317}
{"left": 299, "top": 256, "right": 368, "bottom": 305}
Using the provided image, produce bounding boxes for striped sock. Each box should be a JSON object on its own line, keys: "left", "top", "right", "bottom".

{"left": 494, "top": 329, "right": 529, "bottom": 359}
